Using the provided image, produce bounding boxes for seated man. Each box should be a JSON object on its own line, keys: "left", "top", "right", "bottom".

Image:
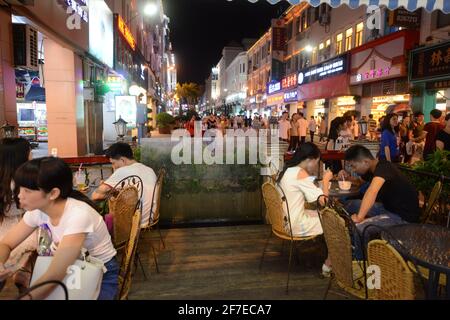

{"left": 92, "top": 142, "right": 157, "bottom": 229}
{"left": 341, "top": 145, "right": 420, "bottom": 258}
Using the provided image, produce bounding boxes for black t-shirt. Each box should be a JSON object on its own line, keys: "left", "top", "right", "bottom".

{"left": 371, "top": 160, "right": 420, "bottom": 223}
{"left": 436, "top": 130, "right": 450, "bottom": 151}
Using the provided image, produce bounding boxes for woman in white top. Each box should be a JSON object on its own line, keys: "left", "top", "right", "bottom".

{"left": 0, "top": 138, "right": 37, "bottom": 292}
{"left": 0, "top": 157, "right": 117, "bottom": 300}
{"left": 277, "top": 142, "right": 333, "bottom": 274}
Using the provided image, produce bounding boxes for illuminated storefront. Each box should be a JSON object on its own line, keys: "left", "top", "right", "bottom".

{"left": 409, "top": 40, "right": 450, "bottom": 118}
{"left": 350, "top": 30, "right": 419, "bottom": 120}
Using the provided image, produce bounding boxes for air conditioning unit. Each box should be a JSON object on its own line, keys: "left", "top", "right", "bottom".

{"left": 12, "top": 24, "right": 38, "bottom": 70}
{"left": 319, "top": 13, "right": 330, "bottom": 26}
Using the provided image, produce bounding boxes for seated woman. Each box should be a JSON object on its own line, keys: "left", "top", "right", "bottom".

{"left": 0, "top": 157, "right": 118, "bottom": 300}
{"left": 277, "top": 142, "right": 334, "bottom": 275}
{"left": 0, "top": 138, "right": 37, "bottom": 292}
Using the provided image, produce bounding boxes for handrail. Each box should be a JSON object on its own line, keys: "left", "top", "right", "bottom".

{"left": 396, "top": 164, "right": 450, "bottom": 182}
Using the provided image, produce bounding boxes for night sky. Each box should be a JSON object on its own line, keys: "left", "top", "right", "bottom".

{"left": 163, "top": 0, "right": 290, "bottom": 85}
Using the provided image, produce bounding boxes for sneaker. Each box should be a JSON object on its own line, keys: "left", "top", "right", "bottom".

{"left": 321, "top": 263, "right": 332, "bottom": 278}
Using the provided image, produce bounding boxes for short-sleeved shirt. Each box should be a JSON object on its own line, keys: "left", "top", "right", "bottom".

{"left": 372, "top": 160, "right": 420, "bottom": 223}
{"left": 423, "top": 122, "right": 445, "bottom": 157}
{"left": 104, "top": 163, "right": 157, "bottom": 227}
{"left": 412, "top": 121, "right": 425, "bottom": 140}
{"left": 379, "top": 129, "right": 399, "bottom": 160}
{"left": 23, "top": 198, "right": 116, "bottom": 263}
{"left": 436, "top": 129, "right": 450, "bottom": 151}
{"left": 278, "top": 119, "right": 291, "bottom": 140}
{"left": 297, "top": 118, "right": 308, "bottom": 137}
{"left": 278, "top": 167, "right": 324, "bottom": 237}
{"left": 368, "top": 119, "right": 377, "bottom": 131}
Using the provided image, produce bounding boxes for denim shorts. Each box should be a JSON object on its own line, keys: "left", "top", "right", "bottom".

{"left": 98, "top": 256, "right": 119, "bottom": 300}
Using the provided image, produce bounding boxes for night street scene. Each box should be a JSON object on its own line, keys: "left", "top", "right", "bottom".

{"left": 0, "top": 0, "right": 449, "bottom": 308}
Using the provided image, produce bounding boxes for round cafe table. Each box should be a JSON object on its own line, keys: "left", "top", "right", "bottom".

{"left": 382, "top": 224, "right": 450, "bottom": 299}
{"left": 327, "top": 181, "right": 360, "bottom": 199}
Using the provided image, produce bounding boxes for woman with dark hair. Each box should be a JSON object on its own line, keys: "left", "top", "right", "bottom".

{"left": 0, "top": 157, "right": 118, "bottom": 300}
{"left": 379, "top": 113, "right": 400, "bottom": 162}
{"left": 277, "top": 142, "right": 333, "bottom": 275}
{"left": 0, "top": 138, "right": 36, "bottom": 292}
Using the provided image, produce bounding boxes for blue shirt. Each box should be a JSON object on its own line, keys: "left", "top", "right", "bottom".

{"left": 380, "top": 129, "right": 399, "bottom": 160}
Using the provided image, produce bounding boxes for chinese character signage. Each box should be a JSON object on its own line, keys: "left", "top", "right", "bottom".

{"left": 410, "top": 41, "right": 450, "bottom": 82}
{"left": 281, "top": 73, "right": 297, "bottom": 90}
{"left": 267, "top": 81, "right": 281, "bottom": 95}
{"left": 272, "top": 27, "right": 286, "bottom": 52}
{"left": 117, "top": 14, "right": 136, "bottom": 50}
{"left": 284, "top": 90, "right": 298, "bottom": 103}
{"left": 426, "top": 80, "right": 450, "bottom": 90}
{"left": 388, "top": 8, "right": 421, "bottom": 29}
{"left": 298, "top": 54, "right": 349, "bottom": 86}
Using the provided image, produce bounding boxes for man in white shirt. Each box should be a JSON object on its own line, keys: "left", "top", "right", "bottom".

{"left": 92, "top": 142, "right": 157, "bottom": 228}
{"left": 278, "top": 111, "right": 291, "bottom": 142}
{"left": 297, "top": 112, "right": 308, "bottom": 145}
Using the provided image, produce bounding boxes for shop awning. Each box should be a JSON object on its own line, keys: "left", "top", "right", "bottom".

{"left": 247, "top": 0, "right": 449, "bottom": 14}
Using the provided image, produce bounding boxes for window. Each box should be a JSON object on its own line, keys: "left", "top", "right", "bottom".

{"left": 345, "top": 28, "right": 353, "bottom": 51}
{"left": 313, "top": 6, "right": 320, "bottom": 23}
{"left": 301, "top": 10, "right": 309, "bottom": 31}
{"left": 319, "top": 42, "right": 324, "bottom": 50}
{"left": 243, "top": 63, "right": 245, "bottom": 74}
{"left": 355, "top": 22, "right": 364, "bottom": 47}
{"left": 335, "top": 33, "right": 343, "bottom": 55}
{"left": 295, "top": 17, "right": 301, "bottom": 34}
{"left": 287, "top": 22, "right": 293, "bottom": 40}
{"left": 437, "top": 11, "right": 450, "bottom": 29}
{"left": 325, "top": 39, "right": 331, "bottom": 47}
{"left": 312, "top": 47, "right": 318, "bottom": 65}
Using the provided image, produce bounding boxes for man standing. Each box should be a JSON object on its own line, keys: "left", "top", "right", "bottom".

{"left": 308, "top": 116, "right": 317, "bottom": 143}
{"left": 278, "top": 111, "right": 291, "bottom": 143}
{"left": 92, "top": 142, "right": 157, "bottom": 228}
{"left": 297, "top": 112, "right": 308, "bottom": 145}
{"left": 423, "top": 109, "right": 445, "bottom": 160}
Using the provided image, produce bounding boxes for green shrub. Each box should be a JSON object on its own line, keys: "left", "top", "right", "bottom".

{"left": 156, "top": 112, "right": 175, "bottom": 128}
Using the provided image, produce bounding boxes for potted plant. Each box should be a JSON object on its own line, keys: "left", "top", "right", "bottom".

{"left": 156, "top": 112, "right": 175, "bottom": 134}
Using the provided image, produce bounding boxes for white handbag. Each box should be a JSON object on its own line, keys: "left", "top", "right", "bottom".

{"left": 30, "top": 249, "right": 105, "bottom": 300}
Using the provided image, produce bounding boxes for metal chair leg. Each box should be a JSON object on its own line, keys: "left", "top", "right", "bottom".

{"left": 157, "top": 224, "right": 165, "bottom": 249}
{"left": 150, "top": 241, "right": 160, "bottom": 274}
{"left": 286, "top": 239, "right": 294, "bottom": 294}
{"left": 259, "top": 231, "right": 272, "bottom": 272}
{"left": 323, "top": 275, "right": 333, "bottom": 300}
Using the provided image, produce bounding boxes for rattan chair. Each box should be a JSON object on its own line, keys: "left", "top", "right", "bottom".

{"left": 117, "top": 209, "right": 142, "bottom": 300}
{"left": 367, "top": 239, "right": 418, "bottom": 300}
{"left": 108, "top": 185, "right": 139, "bottom": 249}
{"left": 260, "top": 181, "right": 318, "bottom": 294}
{"left": 138, "top": 167, "right": 167, "bottom": 277}
{"left": 317, "top": 201, "right": 368, "bottom": 300}
{"left": 142, "top": 167, "right": 166, "bottom": 248}
{"left": 421, "top": 180, "right": 442, "bottom": 224}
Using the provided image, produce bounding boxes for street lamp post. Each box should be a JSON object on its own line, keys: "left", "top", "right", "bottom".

{"left": 0, "top": 122, "right": 16, "bottom": 138}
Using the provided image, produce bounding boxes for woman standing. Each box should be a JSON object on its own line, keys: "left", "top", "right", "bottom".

{"left": 288, "top": 113, "right": 299, "bottom": 152}
{"left": 399, "top": 115, "right": 413, "bottom": 163}
{"left": 0, "top": 157, "right": 118, "bottom": 300}
{"left": 379, "top": 113, "right": 400, "bottom": 162}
